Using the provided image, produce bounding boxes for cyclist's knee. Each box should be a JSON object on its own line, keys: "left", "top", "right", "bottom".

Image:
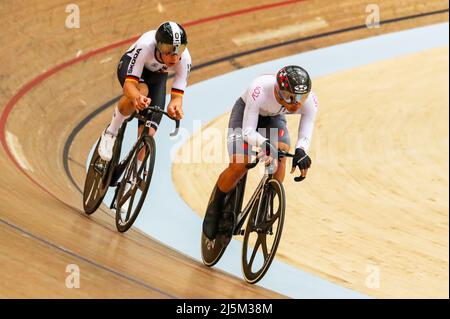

{"left": 118, "top": 95, "right": 134, "bottom": 115}
{"left": 227, "top": 161, "right": 248, "bottom": 179}
{"left": 138, "top": 82, "right": 149, "bottom": 96}
{"left": 118, "top": 83, "right": 148, "bottom": 114}
{"left": 277, "top": 142, "right": 290, "bottom": 152}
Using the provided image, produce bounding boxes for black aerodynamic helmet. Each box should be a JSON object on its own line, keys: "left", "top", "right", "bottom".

{"left": 155, "top": 21, "right": 188, "bottom": 55}
{"left": 276, "top": 65, "right": 312, "bottom": 104}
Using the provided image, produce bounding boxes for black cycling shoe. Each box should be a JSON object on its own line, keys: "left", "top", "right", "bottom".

{"left": 202, "top": 184, "right": 228, "bottom": 240}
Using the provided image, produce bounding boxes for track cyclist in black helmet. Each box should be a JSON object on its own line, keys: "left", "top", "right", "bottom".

{"left": 202, "top": 65, "right": 319, "bottom": 241}
{"left": 98, "top": 21, "right": 191, "bottom": 162}
{"left": 97, "top": 21, "right": 191, "bottom": 214}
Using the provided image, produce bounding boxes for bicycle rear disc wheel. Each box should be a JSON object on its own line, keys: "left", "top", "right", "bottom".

{"left": 115, "top": 136, "right": 155, "bottom": 232}
{"left": 201, "top": 179, "right": 245, "bottom": 267}
{"left": 201, "top": 232, "right": 231, "bottom": 267}
{"left": 242, "top": 179, "right": 285, "bottom": 284}
{"left": 83, "top": 139, "right": 110, "bottom": 214}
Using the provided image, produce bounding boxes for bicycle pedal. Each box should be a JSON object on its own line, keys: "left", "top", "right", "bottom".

{"left": 93, "top": 163, "right": 105, "bottom": 174}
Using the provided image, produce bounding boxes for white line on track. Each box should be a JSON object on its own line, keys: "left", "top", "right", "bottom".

{"left": 232, "top": 18, "right": 329, "bottom": 46}
{"left": 100, "top": 57, "right": 112, "bottom": 64}
{"left": 6, "top": 131, "right": 34, "bottom": 172}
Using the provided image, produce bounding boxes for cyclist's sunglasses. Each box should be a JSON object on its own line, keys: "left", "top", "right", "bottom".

{"left": 278, "top": 89, "right": 307, "bottom": 105}
{"left": 158, "top": 43, "right": 187, "bottom": 56}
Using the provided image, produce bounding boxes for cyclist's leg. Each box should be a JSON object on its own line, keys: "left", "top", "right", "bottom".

{"left": 217, "top": 155, "right": 250, "bottom": 192}
{"left": 263, "top": 114, "right": 291, "bottom": 183}
{"left": 203, "top": 98, "right": 252, "bottom": 239}
{"left": 136, "top": 69, "right": 168, "bottom": 162}
{"left": 114, "top": 60, "right": 150, "bottom": 210}
{"left": 108, "top": 54, "right": 149, "bottom": 136}
{"left": 204, "top": 158, "right": 251, "bottom": 239}
{"left": 219, "top": 97, "right": 255, "bottom": 192}
{"left": 139, "top": 69, "right": 168, "bottom": 137}
{"left": 118, "top": 82, "right": 148, "bottom": 115}
{"left": 273, "top": 143, "right": 289, "bottom": 182}
{"left": 98, "top": 55, "right": 149, "bottom": 161}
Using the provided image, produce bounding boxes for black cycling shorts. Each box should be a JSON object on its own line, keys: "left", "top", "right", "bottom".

{"left": 117, "top": 54, "right": 168, "bottom": 130}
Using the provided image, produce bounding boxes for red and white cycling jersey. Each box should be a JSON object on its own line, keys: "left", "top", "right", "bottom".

{"left": 240, "top": 74, "right": 319, "bottom": 151}
{"left": 125, "top": 30, "right": 192, "bottom": 95}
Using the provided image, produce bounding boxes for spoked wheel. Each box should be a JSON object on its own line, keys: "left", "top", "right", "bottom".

{"left": 83, "top": 139, "right": 112, "bottom": 214}
{"left": 115, "top": 136, "right": 155, "bottom": 232}
{"left": 242, "top": 179, "right": 285, "bottom": 284}
{"left": 201, "top": 179, "right": 245, "bottom": 267}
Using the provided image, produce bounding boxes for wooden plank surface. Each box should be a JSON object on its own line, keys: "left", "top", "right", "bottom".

{"left": 173, "top": 47, "right": 449, "bottom": 298}
{"left": 0, "top": 0, "right": 448, "bottom": 298}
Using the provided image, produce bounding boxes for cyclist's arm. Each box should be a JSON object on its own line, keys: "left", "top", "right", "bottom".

{"left": 242, "top": 86, "right": 268, "bottom": 147}
{"left": 167, "top": 51, "right": 192, "bottom": 119}
{"left": 296, "top": 92, "right": 319, "bottom": 151}
{"left": 171, "top": 48, "right": 192, "bottom": 99}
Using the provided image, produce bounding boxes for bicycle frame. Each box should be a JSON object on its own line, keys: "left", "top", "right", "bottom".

{"left": 108, "top": 106, "right": 179, "bottom": 209}
{"left": 232, "top": 150, "right": 294, "bottom": 236}
{"left": 233, "top": 175, "right": 267, "bottom": 235}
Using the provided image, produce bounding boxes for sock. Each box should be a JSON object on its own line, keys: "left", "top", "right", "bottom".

{"left": 130, "top": 160, "right": 143, "bottom": 181}
{"left": 107, "top": 106, "right": 129, "bottom": 136}
{"left": 137, "top": 159, "right": 143, "bottom": 171}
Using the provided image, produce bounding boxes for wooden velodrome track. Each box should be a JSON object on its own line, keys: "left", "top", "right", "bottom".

{"left": 0, "top": 0, "right": 448, "bottom": 298}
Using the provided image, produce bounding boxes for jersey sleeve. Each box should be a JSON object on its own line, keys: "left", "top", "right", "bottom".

{"left": 125, "top": 41, "right": 150, "bottom": 83}
{"left": 242, "top": 83, "right": 268, "bottom": 147}
{"left": 295, "top": 92, "right": 319, "bottom": 151}
{"left": 171, "top": 48, "right": 192, "bottom": 96}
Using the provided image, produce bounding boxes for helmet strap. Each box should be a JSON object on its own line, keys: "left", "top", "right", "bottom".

{"left": 155, "top": 47, "right": 164, "bottom": 64}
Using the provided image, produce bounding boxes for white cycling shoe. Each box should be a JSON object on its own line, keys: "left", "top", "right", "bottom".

{"left": 98, "top": 129, "right": 117, "bottom": 162}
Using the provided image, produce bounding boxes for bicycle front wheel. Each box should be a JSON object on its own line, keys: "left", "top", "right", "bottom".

{"left": 115, "top": 136, "right": 156, "bottom": 232}
{"left": 241, "top": 178, "right": 286, "bottom": 284}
